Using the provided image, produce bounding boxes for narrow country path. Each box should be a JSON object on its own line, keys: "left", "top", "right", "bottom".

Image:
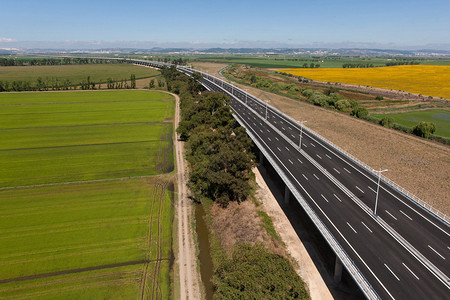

{"left": 172, "top": 92, "right": 201, "bottom": 300}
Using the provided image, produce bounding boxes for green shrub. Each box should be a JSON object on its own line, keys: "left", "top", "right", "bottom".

{"left": 412, "top": 121, "right": 436, "bottom": 138}
{"left": 380, "top": 117, "right": 394, "bottom": 128}
{"left": 351, "top": 107, "right": 369, "bottom": 118}
{"left": 375, "top": 95, "right": 384, "bottom": 100}
{"left": 336, "top": 99, "right": 352, "bottom": 112}
{"left": 214, "top": 243, "right": 309, "bottom": 299}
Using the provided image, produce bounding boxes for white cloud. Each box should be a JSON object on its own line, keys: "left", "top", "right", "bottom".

{"left": 0, "top": 37, "right": 17, "bottom": 43}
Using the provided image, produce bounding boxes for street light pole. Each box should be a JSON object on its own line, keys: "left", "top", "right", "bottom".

{"left": 374, "top": 168, "right": 388, "bottom": 216}
{"left": 297, "top": 121, "right": 307, "bottom": 150}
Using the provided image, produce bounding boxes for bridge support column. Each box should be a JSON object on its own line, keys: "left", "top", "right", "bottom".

{"left": 334, "top": 256, "right": 343, "bottom": 284}
{"left": 284, "top": 185, "right": 290, "bottom": 205}
{"left": 259, "top": 151, "right": 264, "bottom": 166}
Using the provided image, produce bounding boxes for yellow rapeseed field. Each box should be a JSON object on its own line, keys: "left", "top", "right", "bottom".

{"left": 278, "top": 65, "right": 450, "bottom": 99}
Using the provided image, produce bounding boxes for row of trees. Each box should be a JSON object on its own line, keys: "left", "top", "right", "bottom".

{"left": 0, "top": 74, "right": 138, "bottom": 92}
{"left": 342, "top": 63, "right": 374, "bottom": 68}
{"left": 386, "top": 61, "right": 420, "bottom": 66}
{"left": 301, "top": 87, "right": 369, "bottom": 118}
{"left": 0, "top": 57, "right": 127, "bottom": 66}
{"left": 161, "top": 66, "right": 255, "bottom": 207}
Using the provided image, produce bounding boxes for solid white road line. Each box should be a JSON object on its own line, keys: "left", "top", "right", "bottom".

{"left": 385, "top": 210, "right": 398, "bottom": 220}
{"left": 347, "top": 222, "right": 357, "bottom": 234}
{"left": 344, "top": 167, "right": 351, "bottom": 174}
{"left": 428, "top": 245, "right": 446, "bottom": 260}
{"left": 361, "top": 221, "right": 373, "bottom": 233}
{"left": 321, "top": 194, "right": 329, "bottom": 202}
{"left": 355, "top": 186, "right": 364, "bottom": 193}
{"left": 399, "top": 210, "right": 413, "bottom": 221}
{"left": 302, "top": 174, "right": 308, "bottom": 181}
{"left": 326, "top": 154, "right": 332, "bottom": 159}
{"left": 333, "top": 168, "right": 340, "bottom": 174}
{"left": 333, "top": 194, "right": 342, "bottom": 202}
{"left": 313, "top": 174, "right": 320, "bottom": 180}
{"left": 385, "top": 264, "right": 400, "bottom": 281}
{"left": 402, "top": 263, "right": 420, "bottom": 280}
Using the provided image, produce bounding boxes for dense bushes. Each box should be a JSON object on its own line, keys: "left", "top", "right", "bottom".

{"left": 412, "top": 121, "right": 436, "bottom": 138}
{"left": 380, "top": 117, "right": 394, "bottom": 128}
{"left": 214, "top": 243, "right": 309, "bottom": 299}
{"left": 162, "top": 66, "right": 255, "bottom": 207}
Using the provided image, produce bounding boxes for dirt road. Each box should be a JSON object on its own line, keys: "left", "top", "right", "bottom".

{"left": 172, "top": 92, "right": 201, "bottom": 300}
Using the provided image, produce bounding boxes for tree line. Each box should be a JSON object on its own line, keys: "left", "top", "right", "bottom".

{"left": 385, "top": 60, "right": 420, "bottom": 66}
{"left": 0, "top": 74, "right": 138, "bottom": 92}
{"left": 161, "top": 65, "right": 255, "bottom": 207}
{"left": 342, "top": 63, "right": 374, "bottom": 68}
{"left": 0, "top": 57, "right": 128, "bottom": 67}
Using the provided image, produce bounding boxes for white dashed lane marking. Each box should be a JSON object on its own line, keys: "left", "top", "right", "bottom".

{"left": 347, "top": 222, "right": 357, "bottom": 234}
{"left": 400, "top": 210, "right": 412, "bottom": 221}
{"left": 402, "top": 263, "right": 419, "bottom": 280}
{"left": 333, "top": 194, "right": 342, "bottom": 202}
{"left": 385, "top": 210, "right": 397, "bottom": 220}
{"left": 361, "top": 221, "right": 372, "bottom": 233}
{"left": 355, "top": 186, "right": 364, "bottom": 193}
{"left": 385, "top": 264, "right": 400, "bottom": 281}
{"left": 428, "top": 245, "right": 445, "bottom": 260}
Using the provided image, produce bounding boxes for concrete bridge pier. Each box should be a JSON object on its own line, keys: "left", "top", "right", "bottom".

{"left": 259, "top": 151, "right": 264, "bottom": 166}
{"left": 334, "top": 256, "right": 343, "bottom": 284}
{"left": 284, "top": 185, "right": 290, "bottom": 205}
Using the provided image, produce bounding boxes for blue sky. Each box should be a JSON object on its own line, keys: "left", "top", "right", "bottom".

{"left": 1, "top": 0, "right": 449, "bottom": 49}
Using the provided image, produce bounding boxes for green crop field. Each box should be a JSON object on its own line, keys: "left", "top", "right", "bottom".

{"left": 372, "top": 109, "right": 450, "bottom": 138}
{"left": 0, "top": 90, "right": 175, "bottom": 299}
{"left": 149, "top": 54, "right": 450, "bottom": 69}
{"left": 0, "top": 64, "right": 159, "bottom": 83}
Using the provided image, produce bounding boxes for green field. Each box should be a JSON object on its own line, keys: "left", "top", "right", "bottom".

{"left": 0, "top": 90, "right": 175, "bottom": 299}
{"left": 179, "top": 55, "right": 450, "bottom": 69}
{"left": 0, "top": 64, "right": 159, "bottom": 83}
{"left": 372, "top": 109, "right": 450, "bottom": 138}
